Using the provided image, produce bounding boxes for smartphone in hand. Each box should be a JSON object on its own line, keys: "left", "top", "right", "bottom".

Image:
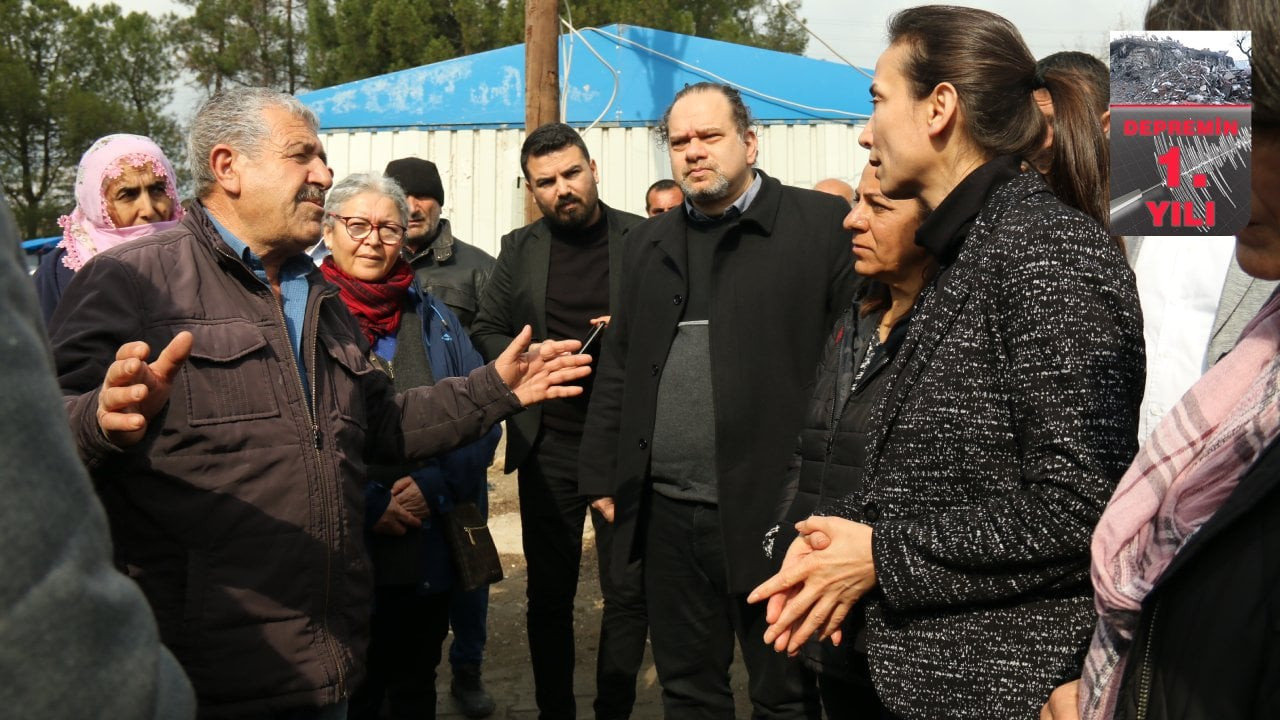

{"left": 578, "top": 321, "right": 606, "bottom": 355}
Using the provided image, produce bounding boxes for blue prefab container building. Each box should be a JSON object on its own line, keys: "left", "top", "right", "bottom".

{"left": 298, "top": 24, "right": 872, "bottom": 253}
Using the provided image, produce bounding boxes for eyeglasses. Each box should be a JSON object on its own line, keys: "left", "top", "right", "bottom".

{"left": 328, "top": 213, "right": 405, "bottom": 245}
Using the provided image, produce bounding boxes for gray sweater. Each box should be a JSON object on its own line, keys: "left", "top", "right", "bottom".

{"left": 0, "top": 198, "right": 194, "bottom": 720}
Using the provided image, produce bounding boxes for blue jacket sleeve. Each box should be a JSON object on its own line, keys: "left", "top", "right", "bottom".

{"left": 412, "top": 291, "right": 502, "bottom": 511}
{"left": 411, "top": 423, "right": 501, "bottom": 511}
{"left": 364, "top": 481, "right": 393, "bottom": 531}
{"left": 410, "top": 461, "right": 452, "bottom": 515}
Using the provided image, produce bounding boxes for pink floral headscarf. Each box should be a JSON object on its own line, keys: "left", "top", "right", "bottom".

{"left": 56, "top": 134, "right": 185, "bottom": 272}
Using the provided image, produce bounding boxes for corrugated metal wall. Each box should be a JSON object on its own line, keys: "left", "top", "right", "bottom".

{"left": 319, "top": 123, "right": 869, "bottom": 257}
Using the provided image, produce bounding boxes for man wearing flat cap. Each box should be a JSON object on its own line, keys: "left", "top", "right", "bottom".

{"left": 384, "top": 157, "right": 500, "bottom": 718}
{"left": 385, "top": 157, "right": 496, "bottom": 333}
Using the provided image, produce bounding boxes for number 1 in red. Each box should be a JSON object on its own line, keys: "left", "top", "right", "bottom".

{"left": 1158, "top": 145, "right": 1182, "bottom": 188}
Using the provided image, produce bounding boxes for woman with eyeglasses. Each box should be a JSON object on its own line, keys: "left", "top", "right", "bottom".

{"left": 321, "top": 172, "right": 500, "bottom": 720}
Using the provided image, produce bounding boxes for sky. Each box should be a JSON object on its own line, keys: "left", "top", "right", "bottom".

{"left": 1117, "top": 30, "right": 1251, "bottom": 66}
{"left": 797, "top": 0, "right": 1154, "bottom": 68}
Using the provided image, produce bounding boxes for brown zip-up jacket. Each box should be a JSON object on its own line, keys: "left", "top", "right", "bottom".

{"left": 50, "top": 203, "right": 520, "bottom": 718}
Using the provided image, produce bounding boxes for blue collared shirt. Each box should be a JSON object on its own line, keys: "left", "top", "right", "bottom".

{"left": 209, "top": 214, "right": 316, "bottom": 405}
{"left": 685, "top": 170, "right": 763, "bottom": 223}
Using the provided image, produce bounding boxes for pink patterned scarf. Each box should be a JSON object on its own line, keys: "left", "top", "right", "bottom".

{"left": 56, "top": 134, "right": 184, "bottom": 272}
{"left": 1079, "top": 288, "right": 1280, "bottom": 719}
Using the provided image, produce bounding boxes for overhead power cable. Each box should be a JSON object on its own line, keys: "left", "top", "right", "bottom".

{"left": 583, "top": 25, "right": 868, "bottom": 120}
{"left": 560, "top": 17, "right": 622, "bottom": 131}
{"left": 772, "top": 0, "right": 875, "bottom": 82}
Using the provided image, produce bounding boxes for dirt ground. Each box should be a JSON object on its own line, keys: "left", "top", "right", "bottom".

{"left": 432, "top": 450, "right": 750, "bottom": 719}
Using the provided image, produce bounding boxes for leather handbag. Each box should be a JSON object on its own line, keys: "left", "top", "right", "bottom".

{"left": 441, "top": 501, "right": 504, "bottom": 591}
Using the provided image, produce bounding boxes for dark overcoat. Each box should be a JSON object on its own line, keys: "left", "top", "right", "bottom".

{"left": 578, "top": 171, "right": 856, "bottom": 593}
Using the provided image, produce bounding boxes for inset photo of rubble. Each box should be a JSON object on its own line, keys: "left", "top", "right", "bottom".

{"left": 1110, "top": 30, "right": 1252, "bottom": 105}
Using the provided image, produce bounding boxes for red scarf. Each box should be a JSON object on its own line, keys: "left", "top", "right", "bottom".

{"left": 320, "top": 256, "right": 414, "bottom": 346}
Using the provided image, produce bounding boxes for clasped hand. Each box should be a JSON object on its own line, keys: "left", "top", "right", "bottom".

{"left": 374, "top": 477, "right": 428, "bottom": 536}
{"left": 746, "top": 516, "right": 878, "bottom": 655}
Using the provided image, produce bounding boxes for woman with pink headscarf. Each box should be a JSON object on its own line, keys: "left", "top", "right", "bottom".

{"left": 34, "top": 133, "right": 183, "bottom": 324}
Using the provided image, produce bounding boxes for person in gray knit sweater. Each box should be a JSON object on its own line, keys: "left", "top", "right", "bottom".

{"left": 579, "top": 83, "right": 855, "bottom": 719}
{"left": 751, "top": 7, "right": 1144, "bottom": 720}
{"left": 0, "top": 195, "right": 195, "bottom": 719}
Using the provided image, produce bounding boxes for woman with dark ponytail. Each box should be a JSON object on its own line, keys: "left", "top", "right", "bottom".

{"left": 750, "top": 6, "right": 1144, "bottom": 719}
{"left": 1032, "top": 51, "right": 1113, "bottom": 229}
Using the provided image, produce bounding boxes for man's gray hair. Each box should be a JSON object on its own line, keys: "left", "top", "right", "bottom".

{"left": 187, "top": 87, "right": 320, "bottom": 199}
{"left": 323, "top": 173, "right": 410, "bottom": 227}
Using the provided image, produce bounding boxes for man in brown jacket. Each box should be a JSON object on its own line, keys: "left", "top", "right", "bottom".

{"left": 48, "top": 87, "right": 590, "bottom": 720}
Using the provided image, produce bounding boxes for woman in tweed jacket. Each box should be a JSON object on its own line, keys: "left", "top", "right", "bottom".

{"left": 750, "top": 6, "right": 1144, "bottom": 719}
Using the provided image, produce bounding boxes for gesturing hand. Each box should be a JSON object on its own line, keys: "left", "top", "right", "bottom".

{"left": 96, "top": 331, "right": 194, "bottom": 447}
{"left": 495, "top": 325, "right": 593, "bottom": 406}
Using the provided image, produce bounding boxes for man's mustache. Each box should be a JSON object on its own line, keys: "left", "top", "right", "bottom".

{"left": 295, "top": 185, "right": 325, "bottom": 204}
{"left": 556, "top": 194, "right": 583, "bottom": 212}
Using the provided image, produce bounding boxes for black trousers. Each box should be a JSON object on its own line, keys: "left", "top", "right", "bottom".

{"left": 519, "top": 428, "right": 649, "bottom": 720}
{"left": 644, "top": 492, "right": 820, "bottom": 720}
{"left": 348, "top": 586, "right": 451, "bottom": 720}
{"left": 816, "top": 673, "right": 892, "bottom": 720}
{"left": 804, "top": 642, "right": 890, "bottom": 720}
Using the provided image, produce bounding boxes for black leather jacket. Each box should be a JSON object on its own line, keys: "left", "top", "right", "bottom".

{"left": 402, "top": 218, "right": 495, "bottom": 332}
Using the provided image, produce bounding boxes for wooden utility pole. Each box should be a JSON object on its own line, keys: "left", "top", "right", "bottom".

{"left": 524, "top": 0, "right": 560, "bottom": 222}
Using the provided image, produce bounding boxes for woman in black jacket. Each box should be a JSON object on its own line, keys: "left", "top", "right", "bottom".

{"left": 750, "top": 6, "right": 1144, "bottom": 719}
{"left": 768, "top": 163, "right": 934, "bottom": 716}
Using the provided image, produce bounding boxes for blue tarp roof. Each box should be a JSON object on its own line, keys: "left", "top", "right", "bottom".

{"left": 22, "top": 236, "right": 58, "bottom": 251}
{"left": 299, "top": 24, "right": 871, "bottom": 131}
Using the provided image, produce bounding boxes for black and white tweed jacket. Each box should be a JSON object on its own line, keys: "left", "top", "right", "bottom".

{"left": 822, "top": 168, "right": 1144, "bottom": 720}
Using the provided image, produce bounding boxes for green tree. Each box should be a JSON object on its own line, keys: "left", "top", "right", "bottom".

{"left": 69, "top": 5, "right": 183, "bottom": 151}
{"left": 182, "top": 0, "right": 804, "bottom": 93}
{"left": 304, "top": 0, "right": 340, "bottom": 89}
{"left": 175, "top": 0, "right": 308, "bottom": 94}
{"left": 309, "top": 0, "right": 805, "bottom": 88}
{"left": 309, "top": 0, "right": 520, "bottom": 87}
{"left": 453, "top": 0, "right": 524, "bottom": 56}
{"left": 0, "top": 0, "right": 180, "bottom": 238}
{"left": 567, "top": 0, "right": 807, "bottom": 53}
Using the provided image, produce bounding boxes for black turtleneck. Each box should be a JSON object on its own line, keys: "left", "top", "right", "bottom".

{"left": 915, "top": 155, "right": 1024, "bottom": 267}
{"left": 542, "top": 207, "right": 610, "bottom": 433}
